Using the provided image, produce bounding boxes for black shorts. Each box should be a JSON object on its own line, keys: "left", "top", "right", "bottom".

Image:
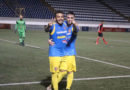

{"left": 98, "top": 33, "right": 103, "bottom": 37}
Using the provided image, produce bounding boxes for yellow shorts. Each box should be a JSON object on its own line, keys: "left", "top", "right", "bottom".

{"left": 49, "top": 57, "right": 63, "bottom": 73}
{"left": 60, "top": 56, "right": 76, "bottom": 72}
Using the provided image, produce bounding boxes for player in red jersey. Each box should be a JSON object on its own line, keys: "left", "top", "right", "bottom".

{"left": 96, "top": 21, "right": 107, "bottom": 45}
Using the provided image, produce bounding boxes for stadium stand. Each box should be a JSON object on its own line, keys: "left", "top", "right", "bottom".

{"left": 1, "top": 0, "right": 53, "bottom": 19}
{"left": 104, "top": 0, "right": 130, "bottom": 17}
{"left": 1, "top": 0, "right": 15, "bottom": 17}
{"left": 45, "top": 0, "right": 129, "bottom": 22}
{"left": 0, "top": 0, "right": 130, "bottom": 27}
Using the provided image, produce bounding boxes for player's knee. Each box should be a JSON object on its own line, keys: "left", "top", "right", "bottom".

{"left": 54, "top": 67, "right": 59, "bottom": 71}
{"left": 68, "top": 71, "right": 73, "bottom": 74}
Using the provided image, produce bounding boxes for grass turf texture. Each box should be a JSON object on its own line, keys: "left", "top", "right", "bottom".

{"left": 0, "top": 29, "right": 130, "bottom": 90}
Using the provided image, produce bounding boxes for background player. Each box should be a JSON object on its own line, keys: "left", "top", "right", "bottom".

{"left": 45, "top": 11, "right": 67, "bottom": 90}
{"left": 96, "top": 21, "right": 107, "bottom": 45}
{"left": 15, "top": 15, "right": 26, "bottom": 46}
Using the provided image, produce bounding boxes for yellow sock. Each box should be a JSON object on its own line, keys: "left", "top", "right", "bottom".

{"left": 52, "top": 73, "right": 58, "bottom": 90}
{"left": 66, "top": 72, "right": 74, "bottom": 89}
{"left": 58, "top": 71, "right": 67, "bottom": 83}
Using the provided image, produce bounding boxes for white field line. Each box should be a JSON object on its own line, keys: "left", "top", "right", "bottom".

{"left": 0, "top": 81, "right": 40, "bottom": 86}
{"left": 76, "top": 55, "right": 130, "bottom": 70}
{"left": 74, "top": 75, "right": 130, "bottom": 81}
{"left": 0, "top": 39, "right": 16, "bottom": 44}
{"left": 0, "top": 75, "right": 130, "bottom": 86}
{"left": 0, "top": 38, "right": 45, "bottom": 50}
{"left": 0, "top": 38, "right": 130, "bottom": 70}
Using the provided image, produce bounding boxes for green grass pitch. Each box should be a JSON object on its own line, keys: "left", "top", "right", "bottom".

{"left": 0, "top": 29, "right": 130, "bottom": 90}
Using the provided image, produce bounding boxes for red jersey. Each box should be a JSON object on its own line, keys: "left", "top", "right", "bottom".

{"left": 98, "top": 24, "right": 103, "bottom": 33}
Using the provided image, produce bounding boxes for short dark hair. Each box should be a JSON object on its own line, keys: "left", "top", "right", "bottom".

{"left": 54, "top": 10, "right": 64, "bottom": 17}
{"left": 67, "top": 11, "right": 75, "bottom": 16}
{"left": 19, "top": 14, "right": 23, "bottom": 16}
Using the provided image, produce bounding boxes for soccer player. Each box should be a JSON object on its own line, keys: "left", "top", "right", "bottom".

{"left": 45, "top": 11, "right": 67, "bottom": 90}
{"left": 96, "top": 21, "right": 107, "bottom": 45}
{"left": 58, "top": 11, "right": 79, "bottom": 90}
{"left": 48, "top": 11, "right": 79, "bottom": 90}
{"left": 15, "top": 15, "right": 26, "bottom": 46}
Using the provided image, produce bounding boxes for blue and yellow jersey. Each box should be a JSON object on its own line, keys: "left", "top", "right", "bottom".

{"left": 49, "top": 22, "right": 67, "bottom": 56}
{"left": 64, "top": 21, "right": 79, "bottom": 56}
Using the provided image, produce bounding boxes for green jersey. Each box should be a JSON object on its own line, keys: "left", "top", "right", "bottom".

{"left": 15, "top": 19, "right": 26, "bottom": 32}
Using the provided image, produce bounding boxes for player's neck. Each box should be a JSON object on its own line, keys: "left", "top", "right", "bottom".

{"left": 56, "top": 21, "right": 63, "bottom": 26}
{"left": 67, "top": 22, "right": 72, "bottom": 27}
{"left": 20, "top": 19, "right": 23, "bottom": 21}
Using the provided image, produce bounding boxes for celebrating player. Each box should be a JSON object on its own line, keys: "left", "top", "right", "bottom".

{"left": 45, "top": 11, "right": 67, "bottom": 90}
{"left": 15, "top": 15, "right": 26, "bottom": 46}
{"left": 47, "top": 11, "right": 79, "bottom": 90}
{"left": 96, "top": 21, "right": 107, "bottom": 45}
{"left": 58, "top": 11, "right": 79, "bottom": 90}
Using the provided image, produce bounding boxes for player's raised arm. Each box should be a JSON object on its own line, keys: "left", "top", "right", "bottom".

{"left": 72, "top": 20, "right": 79, "bottom": 34}
{"left": 45, "top": 18, "right": 55, "bottom": 32}
{"left": 45, "top": 24, "right": 51, "bottom": 32}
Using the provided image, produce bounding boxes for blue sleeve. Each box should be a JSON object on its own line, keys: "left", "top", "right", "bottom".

{"left": 49, "top": 24, "right": 54, "bottom": 39}
{"left": 49, "top": 24, "right": 54, "bottom": 33}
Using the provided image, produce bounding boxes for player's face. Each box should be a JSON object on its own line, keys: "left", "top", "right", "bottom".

{"left": 55, "top": 13, "right": 64, "bottom": 25}
{"left": 67, "top": 14, "right": 75, "bottom": 25}
{"left": 19, "top": 15, "right": 23, "bottom": 20}
{"left": 101, "top": 22, "right": 104, "bottom": 24}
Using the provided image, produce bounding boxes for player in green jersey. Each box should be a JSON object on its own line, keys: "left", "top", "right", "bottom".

{"left": 15, "top": 15, "right": 26, "bottom": 46}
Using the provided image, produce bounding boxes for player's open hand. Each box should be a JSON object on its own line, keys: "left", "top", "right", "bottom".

{"left": 48, "top": 39, "right": 55, "bottom": 46}
{"left": 72, "top": 20, "right": 78, "bottom": 26}
{"left": 48, "top": 18, "right": 55, "bottom": 26}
